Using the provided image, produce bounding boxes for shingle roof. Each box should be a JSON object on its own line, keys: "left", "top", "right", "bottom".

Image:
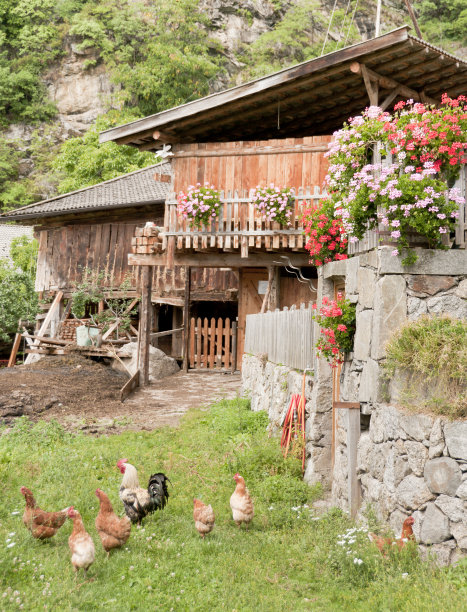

{"left": 0, "top": 224, "right": 33, "bottom": 260}
{"left": 0, "top": 162, "right": 173, "bottom": 222}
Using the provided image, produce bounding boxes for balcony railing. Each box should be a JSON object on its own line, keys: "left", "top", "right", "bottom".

{"left": 162, "top": 187, "right": 325, "bottom": 259}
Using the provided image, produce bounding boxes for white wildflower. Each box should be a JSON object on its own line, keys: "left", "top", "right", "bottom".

{"left": 402, "top": 573, "right": 408, "bottom": 579}
{"left": 353, "top": 558, "right": 363, "bottom": 565}
{"left": 6, "top": 543, "right": 15, "bottom": 548}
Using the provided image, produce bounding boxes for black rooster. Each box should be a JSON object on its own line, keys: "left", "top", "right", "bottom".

{"left": 117, "top": 459, "right": 170, "bottom": 525}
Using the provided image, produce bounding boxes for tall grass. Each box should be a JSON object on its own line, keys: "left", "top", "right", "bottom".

{"left": 1, "top": 400, "right": 465, "bottom": 611}
{"left": 384, "top": 316, "right": 467, "bottom": 417}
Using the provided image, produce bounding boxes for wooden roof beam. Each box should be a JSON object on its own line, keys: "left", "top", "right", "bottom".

{"left": 137, "top": 130, "right": 177, "bottom": 151}
{"left": 350, "top": 61, "right": 437, "bottom": 106}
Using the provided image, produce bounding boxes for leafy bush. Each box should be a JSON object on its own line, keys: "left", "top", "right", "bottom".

{"left": 52, "top": 110, "right": 157, "bottom": 193}
{"left": 384, "top": 315, "right": 467, "bottom": 417}
{"left": 0, "top": 235, "right": 39, "bottom": 342}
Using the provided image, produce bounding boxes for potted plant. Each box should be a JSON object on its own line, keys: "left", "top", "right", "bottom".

{"left": 324, "top": 94, "right": 467, "bottom": 265}
{"left": 70, "top": 270, "right": 105, "bottom": 346}
{"left": 177, "top": 183, "right": 221, "bottom": 229}
{"left": 252, "top": 184, "right": 295, "bottom": 226}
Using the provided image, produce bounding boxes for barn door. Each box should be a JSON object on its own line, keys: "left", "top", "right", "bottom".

{"left": 237, "top": 268, "right": 268, "bottom": 367}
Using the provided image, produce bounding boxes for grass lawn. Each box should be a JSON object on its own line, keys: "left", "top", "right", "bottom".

{"left": 1, "top": 399, "right": 467, "bottom": 611}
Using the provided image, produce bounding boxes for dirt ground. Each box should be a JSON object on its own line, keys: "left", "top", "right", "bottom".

{"left": 0, "top": 355, "right": 241, "bottom": 434}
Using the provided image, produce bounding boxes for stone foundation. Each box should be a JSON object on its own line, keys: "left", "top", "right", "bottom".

{"left": 241, "top": 353, "right": 333, "bottom": 488}
{"left": 333, "top": 403, "right": 467, "bottom": 566}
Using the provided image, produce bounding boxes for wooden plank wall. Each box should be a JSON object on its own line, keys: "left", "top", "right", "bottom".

{"left": 172, "top": 136, "right": 331, "bottom": 194}
{"left": 35, "top": 222, "right": 238, "bottom": 296}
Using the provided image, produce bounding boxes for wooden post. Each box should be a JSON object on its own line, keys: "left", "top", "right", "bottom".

{"left": 268, "top": 266, "right": 280, "bottom": 311}
{"left": 182, "top": 266, "right": 191, "bottom": 373}
{"left": 138, "top": 265, "right": 153, "bottom": 386}
{"left": 8, "top": 333, "right": 22, "bottom": 367}
{"left": 347, "top": 407, "right": 361, "bottom": 519}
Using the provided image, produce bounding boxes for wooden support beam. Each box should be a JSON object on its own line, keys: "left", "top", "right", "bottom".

{"left": 182, "top": 266, "right": 191, "bottom": 373}
{"left": 8, "top": 333, "right": 22, "bottom": 367}
{"left": 120, "top": 370, "right": 140, "bottom": 402}
{"left": 101, "top": 297, "right": 140, "bottom": 341}
{"left": 22, "top": 334, "right": 71, "bottom": 346}
{"left": 137, "top": 266, "right": 153, "bottom": 386}
{"left": 25, "top": 291, "right": 63, "bottom": 365}
{"left": 129, "top": 252, "right": 311, "bottom": 269}
{"left": 347, "top": 407, "right": 361, "bottom": 519}
{"left": 173, "top": 144, "right": 329, "bottom": 158}
{"left": 349, "top": 62, "right": 437, "bottom": 106}
{"left": 361, "top": 64, "right": 379, "bottom": 106}
{"left": 380, "top": 87, "right": 400, "bottom": 111}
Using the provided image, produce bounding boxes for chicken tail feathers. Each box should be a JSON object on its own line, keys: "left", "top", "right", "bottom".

{"left": 147, "top": 473, "right": 170, "bottom": 512}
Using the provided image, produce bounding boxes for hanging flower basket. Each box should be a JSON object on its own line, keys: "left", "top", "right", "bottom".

{"left": 252, "top": 184, "right": 295, "bottom": 226}
{"left": 325, "top": 94, "right": 467, "bottom": 265}
{"left": 178, "top": 183, "right": 221, "bottom": 229}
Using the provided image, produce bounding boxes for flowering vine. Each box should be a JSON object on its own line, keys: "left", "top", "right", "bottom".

{"left": 252, "top": 184, "right": 295, "bottom": 226}
{"left": 302, "top": 198, "right": 348, "bottom": 266}
{"left": 177, "top": 183, "right": 221, "bottom": 229}
{"left": 312, "top": 294, "right": 356, "bottom": 367}
{"left": 325, "top": 94, "right": 467, "bottom": 265}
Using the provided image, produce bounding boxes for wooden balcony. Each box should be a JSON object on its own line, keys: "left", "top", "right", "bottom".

{"left": 162, "top": 187, "right": 325, "bottom": 266}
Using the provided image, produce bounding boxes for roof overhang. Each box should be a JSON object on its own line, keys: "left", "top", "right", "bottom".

{"left": 0, "top": 200, "right": 166, "bottom": 223}
{"left": 99, "top": 27, "right": 467, "bottom": 151}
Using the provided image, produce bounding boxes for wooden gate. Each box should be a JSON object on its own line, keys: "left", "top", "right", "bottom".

{"left": 189, "top": 317, "right": 237, "bottom": 370}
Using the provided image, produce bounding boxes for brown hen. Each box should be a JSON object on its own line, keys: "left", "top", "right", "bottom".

{"left": 193, "top": 498, "right": 215, "bottom": 538}
{"left": 95, "top": 488, "right": 131, "bottom": 556}
{"left": 230, "top": 473, "right": 254, "bottom": 528}
{"left": 369, "top": 516, "right": 415, "bottom": 554}
{"left": 20, "top": 486, "right": 69, "bottom": 540}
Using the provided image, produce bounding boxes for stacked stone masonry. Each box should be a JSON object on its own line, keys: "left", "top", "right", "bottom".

{"left": 324, "top": 247, "right": 467, "bottom": 566}
{"left": 241, "top": 248, "right": 466, "bottom": 564}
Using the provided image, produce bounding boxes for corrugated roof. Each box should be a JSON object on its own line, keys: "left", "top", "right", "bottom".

{"left": 0, "top": 224, "right": 33, "bottom": 260}
{"left": 0, "top": 162, "right": 173, "bottom": 222}
{"left": 99, "top": 27, "right": 467, "bottom": 148}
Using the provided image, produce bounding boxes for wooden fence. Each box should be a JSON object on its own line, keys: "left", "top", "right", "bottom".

{"left": 163, "top": 187, "right": 325, "bottom": 259}
{"left": 189, "top": 316, "right": 237, "bottom": 370}
{"left": 244, "top": 303, "right": 315, "bottom": 371}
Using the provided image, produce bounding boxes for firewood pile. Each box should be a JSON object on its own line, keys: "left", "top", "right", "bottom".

{"left": 131, "top": 224, "right": 163, "bottom": 255}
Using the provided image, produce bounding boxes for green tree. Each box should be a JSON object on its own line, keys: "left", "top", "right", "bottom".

{"left": 414, "top": 1, "right": 467, "bottom": 49}
{"left": 0, "top": 235, "right": 39, "bottom": 341}
{"left": 69, "top": 0, "right": 222, "bottom": 114}
{"left": 51, "top": 110, "right": 157, "bottom": 193}
{"left": 239, "top": 0, "right": 327, "bottom": 80}
{"left": 0, "top": 138, "right": 37, "bottom": 212}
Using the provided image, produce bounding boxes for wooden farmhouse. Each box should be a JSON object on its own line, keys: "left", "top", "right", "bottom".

{"left": 3, "top": 27, "right": 466, "bottom": 380}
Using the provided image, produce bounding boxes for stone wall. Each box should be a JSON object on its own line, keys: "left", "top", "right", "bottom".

{"left": 241, "top": 353, "right": 333, "bottom": 487}
{"left": 333, "top": 404, "right": 467, "bottom": 566}
{"left": 322, "top": 247, "right": 467, "bottom": 412}
{"left": 320, "top": 247, "right": 467, "bottom": 565}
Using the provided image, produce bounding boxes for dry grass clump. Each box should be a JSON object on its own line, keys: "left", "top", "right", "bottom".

{"left": 384, "top": 316, "right": 467, "bottom": 418}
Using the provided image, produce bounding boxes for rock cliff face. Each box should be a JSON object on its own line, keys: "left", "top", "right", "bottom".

{"left": 1, "top": 0, "right": 404, "bottom": 195}
{"left": 45, "top": 44, "right": 114, "bottom": 135}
